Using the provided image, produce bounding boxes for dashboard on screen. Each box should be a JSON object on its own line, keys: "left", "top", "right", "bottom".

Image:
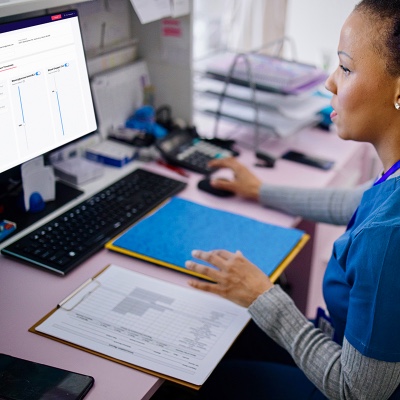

{"left": 0, "top": 10, "right": 97, "bottom": 174}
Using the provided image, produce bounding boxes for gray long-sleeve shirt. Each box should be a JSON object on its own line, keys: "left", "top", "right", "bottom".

{"left": 248, "top": 179, "right": 400, "bottom": 399}
{"left": 259, "top": 180, "right": 372, "bottom": 226}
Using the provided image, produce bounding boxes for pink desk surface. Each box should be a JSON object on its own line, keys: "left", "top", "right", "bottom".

{"left": 0, "top": 128, "right": 370, "bottom": 400}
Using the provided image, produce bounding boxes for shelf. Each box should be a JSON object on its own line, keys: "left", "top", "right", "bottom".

{"left": 0, "top": 0, "right": 92, "bottom": 18}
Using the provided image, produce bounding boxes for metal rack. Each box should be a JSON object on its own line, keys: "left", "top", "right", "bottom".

{"left": 212, "top": 52, "right": 261, "bottom": 150}
{"left": 195, "top": 39, "right": 329, "bottom": 151}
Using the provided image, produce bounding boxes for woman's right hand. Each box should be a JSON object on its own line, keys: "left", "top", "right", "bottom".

{"left": 208, "top": 157, "right": 262, "bottom": 201}
{"left": 186, "top": 249, "right": 273, "bottom": 308}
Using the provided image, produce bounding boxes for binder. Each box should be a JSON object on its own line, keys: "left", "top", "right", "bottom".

{"left": 105, "top": 197, "right": 309, "bottom": 283}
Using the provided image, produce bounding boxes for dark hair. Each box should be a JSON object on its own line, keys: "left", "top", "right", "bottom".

{"left": 355, "top": 0, "right": 400, "bottom": 77}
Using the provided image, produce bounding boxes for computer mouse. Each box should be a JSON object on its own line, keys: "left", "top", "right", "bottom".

{"left": 197, "top": 178, "right": 235, "bottom": 197}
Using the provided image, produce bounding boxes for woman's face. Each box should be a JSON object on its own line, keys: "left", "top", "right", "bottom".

{"left": 325, "top": 11, "right": 399, "bottom": 146}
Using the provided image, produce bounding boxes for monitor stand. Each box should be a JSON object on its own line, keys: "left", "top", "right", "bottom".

{"left": 0, "top": 181, "right": 83, "bottom": 244}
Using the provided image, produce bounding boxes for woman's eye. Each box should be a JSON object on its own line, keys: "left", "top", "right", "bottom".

{"left": 340, "top": 65, "right": 351, "bottom": 75}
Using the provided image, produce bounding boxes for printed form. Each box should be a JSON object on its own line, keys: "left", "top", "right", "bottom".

{"left": 35, "top": 265, "right": 250, "bottom": 386}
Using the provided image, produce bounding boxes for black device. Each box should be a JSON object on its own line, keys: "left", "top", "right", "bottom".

{"left": 198, "top": 178, "right": 235, "bottom": 197}
{"left": 155, "top": 129, "right": 239, "bottom": 175}
{"left": 108, "top": 128, "right": 156, "bottom": 147}
{"left": 281, "top": 150, "right": 334, "bottom": 170}
{"left": 0, "top": 354, "right": 94, "bottom": 400}
{"left": 255, "top": 151, "right": 276, "bottom": 168}
{"left": 1, "top": 169, "right": 186, "bottom": 275}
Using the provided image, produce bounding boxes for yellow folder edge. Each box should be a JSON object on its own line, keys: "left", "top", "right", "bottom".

{"left": 105, "top": 233, "right": 310, "bottom": 283}
{"left": 269, "top": 233, "right": 309, "bottom": 282}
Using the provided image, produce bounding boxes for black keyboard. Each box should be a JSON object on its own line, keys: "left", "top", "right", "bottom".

{"left": 1, "top": 168, "right": 186, "bottom": 275}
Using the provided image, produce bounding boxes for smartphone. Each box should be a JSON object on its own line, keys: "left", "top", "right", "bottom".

{"left": 0, "top": 354, "right": 94, "bottom": 400}
{"left": 282, "top": 150, "right": 334, "bottom": 170}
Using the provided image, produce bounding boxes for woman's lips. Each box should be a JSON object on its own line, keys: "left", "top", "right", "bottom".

{"left": 330, "top": 110, "right": 338, "bottom": 120}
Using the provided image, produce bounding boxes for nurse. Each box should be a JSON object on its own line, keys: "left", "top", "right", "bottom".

{"left": 185, "top": 0, "right": 400, "bottom": 398}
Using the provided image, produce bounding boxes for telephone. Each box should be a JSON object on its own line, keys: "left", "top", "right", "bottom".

{"left": 155, "top": 128, "right": 239, "bottom": 174}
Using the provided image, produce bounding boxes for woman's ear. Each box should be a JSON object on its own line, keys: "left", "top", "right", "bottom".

{"left": 394, "top": 78, "right": 400, "bottom": 110}
{"left": 394, "top": 77, "right": 400, "bottom": 111}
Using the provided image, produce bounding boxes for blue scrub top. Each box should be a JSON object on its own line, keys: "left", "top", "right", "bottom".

{"left": 323, "top": 176, "right": 400, "bottom": 362}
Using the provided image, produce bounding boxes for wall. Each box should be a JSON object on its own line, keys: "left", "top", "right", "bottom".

{"left": 193, "top": 0, "right": 226, "bottom": 59}
{"left": 193, "top": 0, "right": 287, "bottom": 60}
{"left": 285, "top": 0, "right": 358, "bottom": 71}
{"left": 193, "top": 0, "right": 360, "bottom": 70}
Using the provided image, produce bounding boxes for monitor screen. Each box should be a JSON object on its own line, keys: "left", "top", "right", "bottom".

{"left": 0, "top": 10, "right": 97, "bottom": 174}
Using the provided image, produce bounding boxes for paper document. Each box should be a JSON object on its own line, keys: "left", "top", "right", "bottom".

{"left": 21, "top": 156, "right": 55, "bottom": 211}
{"left": 90, "top": 61, "right": 150, "bottom": 136}
{"left": 195, "top": 78, "right": 330, "bottom": 118}
{"left": 34, "top": 265, "right": 250, "bottom": 387}
{"left": 199, "top": 51, "right": 328, "bottom": 94}
{"left": 130, "top": 0, "right": 171, "bottom": 24}
{"left": 171, "top": 0, "right": 190, "bottom": 17}
{"left": 195, "top": 96, "right": 321, "bottom": 137}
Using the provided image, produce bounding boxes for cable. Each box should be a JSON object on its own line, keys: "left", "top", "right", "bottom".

{"left": 212, "top": 53, "right": 261, "bottom": 150}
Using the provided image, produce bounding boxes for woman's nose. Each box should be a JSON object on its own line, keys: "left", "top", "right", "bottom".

{"left": 325, "top": 70, "right": 337, "bottom": 95}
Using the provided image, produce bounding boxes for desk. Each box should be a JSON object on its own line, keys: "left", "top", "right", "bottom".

{"left": 0, "top": 127, "right": 373, "bottom": 400}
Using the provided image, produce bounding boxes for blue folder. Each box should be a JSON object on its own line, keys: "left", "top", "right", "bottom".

{"left": 106, "top": 197, "right": 308, "bottom": 281}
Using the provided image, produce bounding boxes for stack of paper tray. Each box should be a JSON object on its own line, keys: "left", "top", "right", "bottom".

{"left": 194, "top": 51, "right": 331, "bottom": 139}
{"left": 197, "top": 51, "right": 328, "bottom": 95}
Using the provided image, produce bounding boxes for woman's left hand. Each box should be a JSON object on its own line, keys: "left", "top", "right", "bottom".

{"left": 185, "top": 249, "right": 273, "bottom": 308}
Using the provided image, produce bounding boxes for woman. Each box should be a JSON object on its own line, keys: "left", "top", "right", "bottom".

{"left": 185, "top": 1, "right": 400, "bottom": 398}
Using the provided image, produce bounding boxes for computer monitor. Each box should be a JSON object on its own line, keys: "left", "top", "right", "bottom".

{"left": 0, "top": 10, "right": 96, "bottom": 174}
{"left": 0, "top": 10, "right": 97, "bottom": 242}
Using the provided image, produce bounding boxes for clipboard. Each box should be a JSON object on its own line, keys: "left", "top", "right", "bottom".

{"left": 30, "top": 318, "right": 201, "bottom": 389}
{"left": 105, "top": 197, "right": 310, "bottom": 283}
{"left": 29, "top": 264, "right": 252, "bottom": 389}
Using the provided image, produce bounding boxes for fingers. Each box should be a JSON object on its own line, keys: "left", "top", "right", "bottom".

{"left": 186, "top": 249, "right": 273, "bottom": 307}
{"left": 210, "top": 177, "right": 236, "bottom": 191}
{"left": 209, "top": 157, "right": 246, "bottom": 177}
{"left": 188, "top": 278, "right": 214, "bottom": 292}
{"left": 191, "top": 249, "right": 233, "bottom": 266}
{"left": 185, "top": 249, "right": 234, "bottom": 280}
{"left": 185, "top": 260, "right": 220, "bottom": 281}
{"left": 208, "top": 158, "right": 261, "bottom": 200}
{"left": 208, "top": 157, "right": 238, "bottom": 169}
{"left": 186, "top": 254, "right": 228, "bottom": 298}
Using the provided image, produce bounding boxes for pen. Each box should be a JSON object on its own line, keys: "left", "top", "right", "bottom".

{"left": 156, "top": 160, "right": 190, "bottom": 177}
